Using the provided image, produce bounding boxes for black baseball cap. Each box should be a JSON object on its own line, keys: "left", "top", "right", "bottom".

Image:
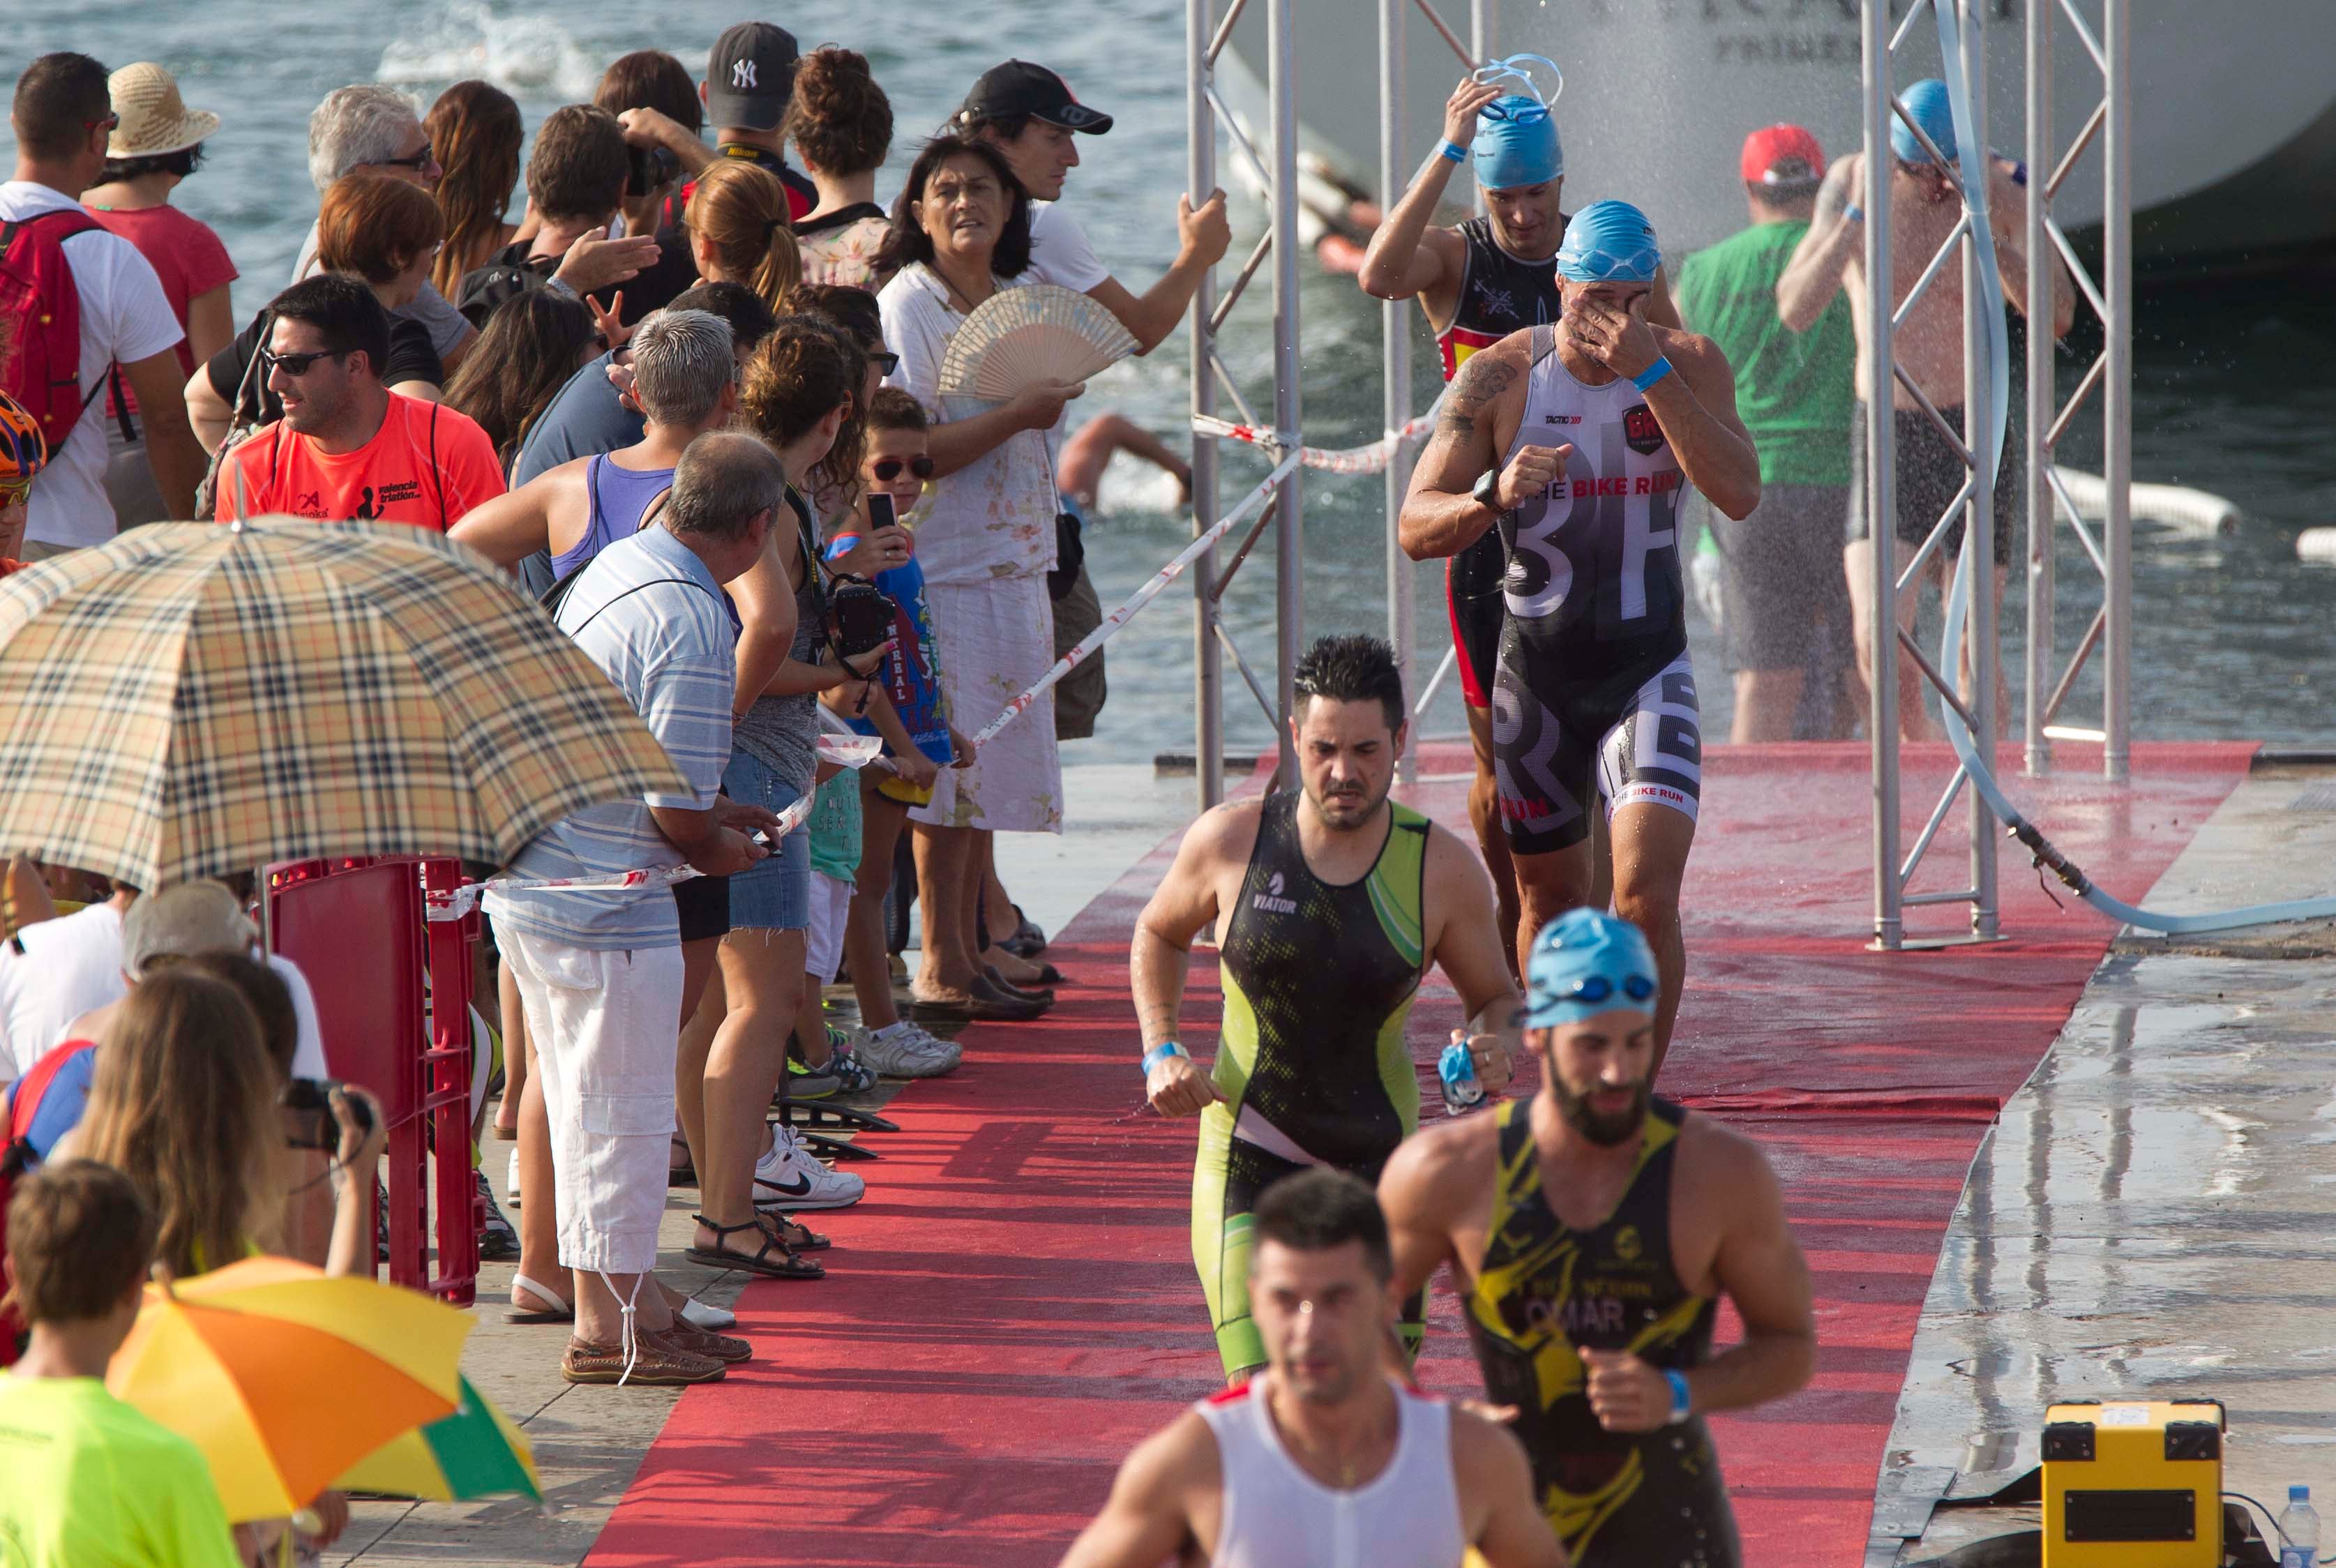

{"left": 705, "top": 22, "right": 800, "bottom": 132}
{"left": 956, "top": 61, "right": 1113, "bottom": 135}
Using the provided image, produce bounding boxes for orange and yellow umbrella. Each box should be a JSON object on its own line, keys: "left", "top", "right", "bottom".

{"left": 107, "top": 1256, "right": 471, "bottom": 1522}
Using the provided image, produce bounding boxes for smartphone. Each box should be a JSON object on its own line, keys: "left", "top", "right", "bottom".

{"left": 866, "top": 492, "right": 898, "bottom": 530}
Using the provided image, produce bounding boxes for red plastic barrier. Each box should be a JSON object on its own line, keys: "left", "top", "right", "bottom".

{"left": 266, "top": 856, "right": 480, "bottom": 1304}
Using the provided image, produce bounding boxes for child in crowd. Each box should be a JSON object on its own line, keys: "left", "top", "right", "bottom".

{"left": 828, "top": 389, "right": 963, "bottom": 1079}
{"left": 788, "top": 724, "right": 876, "bottom": 1098}
{"left": 0, "top": 1160, "right": 241, "bottom": 1566}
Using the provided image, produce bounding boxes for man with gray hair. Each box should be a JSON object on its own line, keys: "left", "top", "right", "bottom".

{"left": 485, "top": 428, "right": 783, "bottom": 1387}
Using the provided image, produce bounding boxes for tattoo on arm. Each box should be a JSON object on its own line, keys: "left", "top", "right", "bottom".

{"left": 1435, "top": 351, "right": 1520, "bottom": 442}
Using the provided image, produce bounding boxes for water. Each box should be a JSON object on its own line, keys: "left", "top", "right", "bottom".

{"left": 2278, "top": 1486, "right": 2319, "bottom": 1568}
{"left": 43, "top": 0, "right": 2336, "bottom": 762}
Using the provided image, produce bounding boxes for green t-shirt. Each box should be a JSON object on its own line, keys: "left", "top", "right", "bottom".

{"left": 1673, "top": 220, "right": 1855, "bottom": 488}
{"left": 806, "top": 769, "right": 863, "bottom": 884}
{"left": 0, "top": 1375, "right": 241, "bottom": 1568}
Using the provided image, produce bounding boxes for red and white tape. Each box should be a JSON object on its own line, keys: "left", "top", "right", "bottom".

{"left": 1191, "top": 404, "right": 1438, "bottom": 476}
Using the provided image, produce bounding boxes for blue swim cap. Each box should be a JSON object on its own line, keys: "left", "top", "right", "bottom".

{"left": 1522, "top": 910, "right": 1658, "bottom": 1029}
{"left": 1471, "top": 97, "right": 1562, "bottom": 192}
{"left": 1553, "top": 199, "right": 1661, "bottom": 283}
{"left": 1892, "top": 78, "right": 1957, "bottom": 165}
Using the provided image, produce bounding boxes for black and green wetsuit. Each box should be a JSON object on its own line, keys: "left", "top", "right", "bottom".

{"left": 1465, "top": 1095, "right": 1738, "bottom": 1567}
{"left": 1191, "top": 789, "right": 1429, "bottom": 1375}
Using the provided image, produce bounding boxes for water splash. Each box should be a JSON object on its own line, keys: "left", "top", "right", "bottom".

{"left": 376, "top": 1, "right": 602, "bottom": 101}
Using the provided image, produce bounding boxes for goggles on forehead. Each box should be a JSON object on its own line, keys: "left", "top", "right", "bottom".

{"left": 1471, "top": 53, "right": 1563, "bottom": 121}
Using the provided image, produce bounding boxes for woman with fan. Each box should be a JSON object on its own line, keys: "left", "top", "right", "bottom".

{"left": 874, "top": 137, "right": 1087, "bottom": 1023}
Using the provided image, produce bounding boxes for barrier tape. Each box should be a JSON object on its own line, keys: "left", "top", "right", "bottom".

{"left": 1193, "top": 398, "right": 1441, "bottom": 476}
{"left": 969, "top": 450, "right": 1305, "bottom": 749}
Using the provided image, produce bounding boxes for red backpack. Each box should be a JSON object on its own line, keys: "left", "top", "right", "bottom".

{"left": 0, "top": 208, "right": 107, "bottom": 458}
{"left": 0, "top": 1043, "right": 84, "bottom": 1364}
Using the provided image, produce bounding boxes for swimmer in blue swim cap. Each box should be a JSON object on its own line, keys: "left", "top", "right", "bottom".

{"left": 1358, "top": 64, "right": 1686, "bottom": 980}
{"left": 1774, "top": 77, "right": 2077, "bottom": 746}
{"left": 1399, "top": 189, "right": 1765, "bottom": 1078}
{"left": 1374, "top": 901, "right": 1816, "bottom": 1565}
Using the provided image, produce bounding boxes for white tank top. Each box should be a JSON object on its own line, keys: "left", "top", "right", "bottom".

{"left": 1194, "top": 1378, "right": 1465, "bottom": 1568}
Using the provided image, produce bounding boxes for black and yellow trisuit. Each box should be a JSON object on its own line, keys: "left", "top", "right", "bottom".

{"left": 1465, "top": 1094, "right": 1738, "bottom": 1567}
{"left": 1192, "top": 789, "right": 1429, "bottom": 1376}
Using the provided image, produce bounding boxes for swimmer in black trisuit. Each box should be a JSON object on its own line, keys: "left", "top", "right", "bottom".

{"left": 1129, "top": 634, "right": 1521, "bottom": 1384}
{"left": 1359, "top": 66, "right": 1683, "bottom": 971}
{"left": 1378, "top": 910, "right": 1814, "bottom": 1568}
{"left": 1398, "top": 201, "right": 1761, "bottom": 1076}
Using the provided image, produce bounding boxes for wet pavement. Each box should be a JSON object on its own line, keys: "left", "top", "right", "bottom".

{"left": 1869, "top": 763, "right": 2336, "bottom": 1565}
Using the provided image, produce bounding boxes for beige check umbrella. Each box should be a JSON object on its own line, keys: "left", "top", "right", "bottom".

{"left": 0, "top": 520, "right": 690, "bottom": 888}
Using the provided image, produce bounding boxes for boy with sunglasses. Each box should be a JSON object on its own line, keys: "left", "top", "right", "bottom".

{"left": 824, "top": 388, "right": 968, "bottom": 1080}
{"left": 1376, "top": 910, "right": 1814, "bottom": 1568}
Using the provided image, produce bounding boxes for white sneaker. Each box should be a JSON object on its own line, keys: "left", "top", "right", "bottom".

{"left": 848, "top": 1023, "right": 962, "bottom": 1078}
{"left": 506, "top": 1148, "right": 522, "bottom": 1206}
{"left": 679, "top": 1296, "right": 737, "bottom": 1332}
{"left": 753, "top": 1126, "right": 865, "bottom": 1211}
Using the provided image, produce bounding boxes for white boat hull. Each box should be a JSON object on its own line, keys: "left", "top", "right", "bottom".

{"left": 1227, "top": 0, "right": 2336, "bottom": 274}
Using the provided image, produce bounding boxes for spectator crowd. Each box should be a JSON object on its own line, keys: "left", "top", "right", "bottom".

{"left": 0, "top": 24, "right": 1228, "bottom": 1560}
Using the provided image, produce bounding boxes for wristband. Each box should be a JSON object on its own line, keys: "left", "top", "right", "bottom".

{"left": 1842, "top": 202, "right": 1864, "bottom": 225}
{"left": 1438, "top": 139, "right": 1468, "bottom": 165}
{"left": 1629, "top": 356, "right": 1674, "bottom": 394}
{"left": 1142, "top": 1041, "right": 1189, "bottom": 1076}
{"left": 1663, "top": 1369, "right": 1692, "bottom": 1424}
{"left": 543, "top": 274, "right": 580, "bottom": 300}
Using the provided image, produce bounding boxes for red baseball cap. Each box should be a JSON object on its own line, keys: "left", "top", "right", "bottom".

{"left": 1741, "top": 124, "right": 1824, "bottom": 185}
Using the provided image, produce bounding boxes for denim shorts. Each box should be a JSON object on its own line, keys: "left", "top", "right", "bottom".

{"left": 721, "top": 748, "right": 811, "bottom": 932}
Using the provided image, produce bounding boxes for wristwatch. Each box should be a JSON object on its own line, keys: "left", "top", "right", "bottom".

{"left": 1472, "top": 468, "right": 1502, "bottom": 511}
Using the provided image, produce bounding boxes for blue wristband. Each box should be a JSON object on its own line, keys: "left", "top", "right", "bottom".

{"left": 1842, "top": 202, "right": 1864, "bottom": 224}
{"left": 1438, "top": 139, "right": 1467, "bottom": 165}
{"left": 1663, "top": 1369, "right": 1692, "bottom": 1423}
{"left": 1142, "top": 1041, "right": 1189, "bottom": 1076}
{"left": 1630, "top": 356, "right": 1674, "bottom": 394}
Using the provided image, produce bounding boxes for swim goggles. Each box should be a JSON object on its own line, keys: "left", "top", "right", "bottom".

{"left": 1471, "top": 53, "right": 1564, "bottom": 121}
{"left": 1555, "top": 972, "right": 1657, "bottom": 1005}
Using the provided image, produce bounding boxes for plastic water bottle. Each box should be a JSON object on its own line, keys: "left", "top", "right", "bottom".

{"left": 2278, "top": 1484, "right": 2319, "bottom": 1568}
{"left": 1438, "top": 1030, "right": 1484, "bottom": 1115}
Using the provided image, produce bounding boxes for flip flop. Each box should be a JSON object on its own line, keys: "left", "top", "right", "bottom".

{"left": 504, "top": 1272, "right": 575, "bottom": 1325}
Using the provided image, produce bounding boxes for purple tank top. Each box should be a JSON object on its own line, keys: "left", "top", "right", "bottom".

{"left": 550, "top": 454, "right": 677, "bottom": 580}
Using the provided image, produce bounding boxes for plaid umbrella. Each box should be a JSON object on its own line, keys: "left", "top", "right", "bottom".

{"left": 0, "top": 520, "right": 689, "bottom": 887}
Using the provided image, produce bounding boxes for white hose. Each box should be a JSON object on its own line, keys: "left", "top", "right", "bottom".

{"left": 2056, "top": 465, "right": 2240, "bottom": 536}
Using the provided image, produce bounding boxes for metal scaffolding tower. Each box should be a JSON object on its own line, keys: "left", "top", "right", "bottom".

{"left": 1858, "top": 0, "right": 2130, "bottom": 951}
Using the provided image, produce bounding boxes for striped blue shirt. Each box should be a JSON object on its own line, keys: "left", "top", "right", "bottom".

{"left": 485, "top": 526, "right": 736, "bottom": 950}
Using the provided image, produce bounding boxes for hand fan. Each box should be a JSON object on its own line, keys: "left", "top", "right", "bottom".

{"left": 936, "top": 284, "right": 1138, "bottom": 400}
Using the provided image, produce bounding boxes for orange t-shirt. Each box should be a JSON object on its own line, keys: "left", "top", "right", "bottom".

{"left": 215, "top": 393, "right": 506, "bottom": 532}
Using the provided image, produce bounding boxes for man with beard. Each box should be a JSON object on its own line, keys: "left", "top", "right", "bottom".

{"left": 1058, "top": 1168, "right": 1562, "bottom": 1568}
{"left": 1378, "top": 910, "right": 1814, "bottom": 1567}
{"left": 1131, "top": 634, "right": 1521, "bottom": 1383}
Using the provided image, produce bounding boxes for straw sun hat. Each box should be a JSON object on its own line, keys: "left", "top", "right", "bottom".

{"left": 105, "top": 63, "right": 220, "bottom": 159}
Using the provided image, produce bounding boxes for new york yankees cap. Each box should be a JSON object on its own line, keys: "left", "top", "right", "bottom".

{"left": 706, "top": 22, "right": 801, "bottom": 132}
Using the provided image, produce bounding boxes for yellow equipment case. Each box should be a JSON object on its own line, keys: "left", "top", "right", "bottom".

{"left": 2041, "top": 1399, "right": 2226, "bottom": 1567}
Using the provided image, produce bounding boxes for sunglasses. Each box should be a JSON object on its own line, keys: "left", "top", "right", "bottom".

{"left": 1560, "top": 974, "right": 1657, "bottom": 1005}
{"left": 376, "top": 143, "right": 435, "bottom": 170}
{"left": 872, "top": 351, "right": 901, "bottom": 376}
{"left": 871, "top": 455, "right": 934, "bottom": 482}
{"left": 259, "top": 347, "right": 343, "bottom": 377}
{"left": 85, "top": 112, "right": 121, "bottom": 135}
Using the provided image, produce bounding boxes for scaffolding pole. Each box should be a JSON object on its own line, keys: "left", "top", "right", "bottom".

{"left": 1186, "top": 0, "right": 1223, "bottom": 809}
{"left": 1861, "top": 0, "right": 1901, "bottom": 950}
{"left": 1268, "top": 0, "right": 1304, "bottom": 785}
{"left": 2018, "top": 0, "right": 2132, "bottom": 780}
{"left": 1381, "top": 0, "right": 1416, "bottom": 782}
{"left": 1959, "top": 3, "right": 1999, "bottom": 937}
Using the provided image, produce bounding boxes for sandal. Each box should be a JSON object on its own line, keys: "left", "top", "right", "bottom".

{"left": 505, "top": 1272, "right": 575, "bottom": 1325}
{"left": 746, "top": 1204, "right": 831, "bottom": 1251}
{"left": 686, "top": 1213, "right": 826, "bottom": 1280}
{"left": 1000, "top": 903, "right": 1047, "bottom": 959}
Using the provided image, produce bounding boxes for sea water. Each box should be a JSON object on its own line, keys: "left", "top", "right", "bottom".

{"left": 38, "top": 0, "right": 2336, "bottom": 755}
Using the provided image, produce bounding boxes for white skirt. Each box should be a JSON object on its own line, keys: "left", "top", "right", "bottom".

{"left": 912, "top": 575, "right": 1064, "bottom": 834}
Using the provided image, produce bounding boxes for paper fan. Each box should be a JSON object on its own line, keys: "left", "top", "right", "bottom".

{"left": 937, "top": 285, "right": 1138, "bottom": 401}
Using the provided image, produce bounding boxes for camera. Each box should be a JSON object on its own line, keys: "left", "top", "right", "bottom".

{"left": 626, "top": 142, "right": 679, "bottom": 197}
{"left": 282, "top": 1077, "right": 377, "bottom": 1153}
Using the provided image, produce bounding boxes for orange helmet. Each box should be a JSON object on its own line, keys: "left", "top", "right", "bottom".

{"left": 0, "top": 388, "right": 45, "bottom": 501}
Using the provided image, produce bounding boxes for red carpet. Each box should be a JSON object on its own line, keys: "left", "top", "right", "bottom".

{"left": 587, "top": 739, "right": 2252, "bottom": 1568}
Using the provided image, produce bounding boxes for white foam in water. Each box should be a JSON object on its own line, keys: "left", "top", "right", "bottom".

{"left": 376, "top": 2, "right": 603, "bottom": 101}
